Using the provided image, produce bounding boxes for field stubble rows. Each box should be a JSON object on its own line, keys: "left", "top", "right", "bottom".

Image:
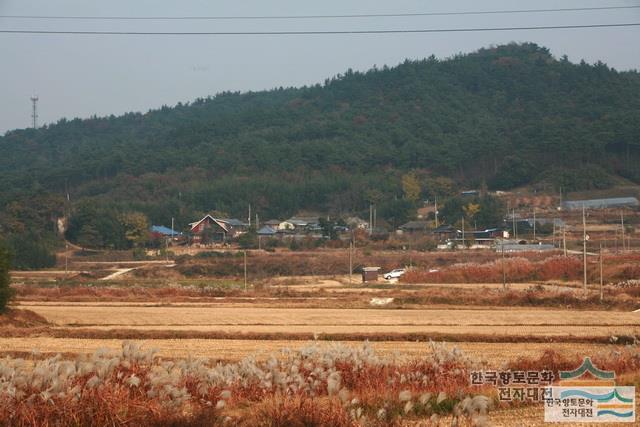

{"left": 11, "top": 303, "right": 639, "bottom": 339}
{"left": 0, "top": 338, "right": 621, "bottom": 366}
{"left": 21, "top": 305, "right": 640, "bottom": 326}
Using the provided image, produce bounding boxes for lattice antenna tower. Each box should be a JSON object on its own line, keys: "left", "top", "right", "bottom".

{"left": 30, "top": 95, "right": 39, "bottom": 128}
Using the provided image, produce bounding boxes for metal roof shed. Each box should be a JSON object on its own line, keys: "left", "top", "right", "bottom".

{"left": 562, "top": 197, "right": 639, "bottom": 210}
{"left": 362, "top": 267, "right": 381, "bottom": 283}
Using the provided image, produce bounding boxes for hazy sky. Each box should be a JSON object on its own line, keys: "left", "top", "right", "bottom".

{"left": 1, "top": 0, "right": 639, "bottom": 134}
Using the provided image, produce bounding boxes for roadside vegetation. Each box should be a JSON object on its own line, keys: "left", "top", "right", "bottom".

{"left": 1, "top": 341, "right": 489, "bottom": 426}
{"left": 402, "top": 253, "right": 640, "bottom": 284}
{"left": 2, "top": 341, "right": 640, "bottom": 426}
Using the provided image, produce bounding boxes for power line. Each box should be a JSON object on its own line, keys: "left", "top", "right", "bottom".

{"left": 1, "top": 23, "right": 639, "bottom": 36}
{"left": 1, "top": 5, "right": 638, "bottom": 20}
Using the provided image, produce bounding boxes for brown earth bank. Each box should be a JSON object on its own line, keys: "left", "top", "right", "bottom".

{"left": 0, "top": 308, "right": 49, "bottom": 328}
{"left": 1, "top": 326, "right": 637, "bottom": 344}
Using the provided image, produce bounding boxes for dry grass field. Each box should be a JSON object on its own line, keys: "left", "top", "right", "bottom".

{"left": 18, "top": 304, "right": 640, "bottom": 338}
{"left": 4, "top": 252, "right": 640, "bottom": 426}
{"left": 0, "top": 337, "right": 621, "bottom": 365}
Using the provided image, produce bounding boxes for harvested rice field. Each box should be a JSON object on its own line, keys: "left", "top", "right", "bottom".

{"left": 19, "top": 304, "right": 640, "bottom": 339}
{"left": 3, "top": 299, "right": 639, "bottom": 426}
{"left": 0, "top": 337, "right": 622, "bottom": 366}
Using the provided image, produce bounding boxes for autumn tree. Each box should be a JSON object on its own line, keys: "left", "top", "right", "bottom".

{"left": 402, "top": 173, "right": 422, "bottom": 203}
{"left": 423, "top": 176, "right": 457, "bottom": 199}
{"left": 463, "top": 203, "right": 481, "bottom": 222}
{"left": 120, "top": 212, "right": 150, "bottom": 248}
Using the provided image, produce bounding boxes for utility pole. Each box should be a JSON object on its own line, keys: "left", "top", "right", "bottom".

{"left": 583, "top": 205, "right": 587, "bottom": 295}
{"left": 559, "top": 187, "right": 563, "bottom": 209}
{"left": 599, "top": 243, "right": 604, "bottom": 302}
{"left": 533, "top": 208, "right": 536, "bottom": 241}
{"left": 434, "top": 197, "right": 439, "bottom": 228}
{"left": 501, "top": 239, "right": 506, "bottom": 290}
{"left": 248, "top": 204, "right": 251, "bottom": 227}
{"left": 461, "top": 217, "right": 465, "bottom": 248}
{"left": 373, "top": 207, "right": 377, "bottom": 230}
{"left": 165, "top": 236, "right": 169, "bottom": 262}
{"left": 348, "top": 241, "right": 353, "bottom": 284}
{"left": 64, "top": 241, "right": 69, "bottom": 279}
{"left": 620, "top": 211, "right": 625, "bottom": 252}
{"left": 563, "top": 224, "right": 567, "bottom": 256}
{"left": 243, "top": 250, "right": 248, "bottom": 291}
{"left": 369, "top": 204, "right": 373, "bottom": 236}
{"left": 512, "top": 209, "right": 517, "bottom": 240}
{"left": 30, "top": 95, "right": 39, "bottom": 128}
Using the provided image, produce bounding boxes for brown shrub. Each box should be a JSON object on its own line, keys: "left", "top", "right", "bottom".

{"left": 404, "top": 255, "right": 586, "bottom": 284}
{"left": 240, "top": 395, "right": 353, "bottom": 427}
{"left": 537, "top": 256, "right": 582, "bottom": 281}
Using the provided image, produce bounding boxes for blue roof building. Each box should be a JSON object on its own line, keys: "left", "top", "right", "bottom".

{"left": 257, "top": 226, "right": 277, "bottom": 236}
{"left": 151, "top": 225, "right": 182, "bottom": 236}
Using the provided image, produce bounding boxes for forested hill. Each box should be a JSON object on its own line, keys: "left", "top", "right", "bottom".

{"left": 1, "top": 43, "right": 640, "bottom": 238}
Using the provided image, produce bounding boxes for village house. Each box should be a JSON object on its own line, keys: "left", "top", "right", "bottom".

{"left": 286, "top": 216, "right": 320, "bottom": 232}
{"left": 219, "top": 218, "right": 249, "bottom": 233}
{"left": 189, "top": 215, "right": 236, "bottom": 244}
{"left": 398, "top": 221, "right": 430, "bottom": 234}
{"left": 264, "top": 219, "right": 281, "bottom": 229}
{"left": 150, "top": 225, "right": 182, "bottom": 239}
{"left": 257, "top": 225, "right": 277, "bottom": 237}
{"left": 432, "top": 224, "right": 459, "bottom": 242}
{"left": 277, "top": 220, "right": 295, "bottom": 231}
{"left": 345, "top": 216, "right": 369, "bottom": 230}
{"left": 494, "top": 239, "right": 555, "bottom": 252}
{"left": 416, "top": 204, "right": 436, "bottom": 219}
{"left": 469, "top": 228, "right": 503, "bottom": 239}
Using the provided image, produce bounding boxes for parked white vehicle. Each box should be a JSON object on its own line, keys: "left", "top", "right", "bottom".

{"left": 383, "top": 268, "right": 406, "bottom": 280}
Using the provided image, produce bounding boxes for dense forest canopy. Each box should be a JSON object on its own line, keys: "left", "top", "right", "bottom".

{"left": 1, "top": 43, "right": 639, "bottom": 262}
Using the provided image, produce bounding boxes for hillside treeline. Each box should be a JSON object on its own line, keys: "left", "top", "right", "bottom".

{"left": 0, "top": 43, "right": 639, "bottom": 265}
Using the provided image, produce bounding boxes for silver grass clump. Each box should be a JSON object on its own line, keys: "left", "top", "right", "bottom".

{"left": 452, "top": 394, "right": 492, "bottom": 427}
{"left": 327, "top": 371, "right": 341, "bottom": 396}
{"left": 426, "top": 341, "right": 483, "bottom": 372}
{"left": 403, "top": 400, "right": 414, "bottom": 414}
{"left": 0, "top": 339, "right": 497, "bottom": 422}
{"left": 399, "top": 389, "right": 412, "bottom": 402}
{"left": 126, "top": 374, "right": 141, "bottom": 387}
{"left": 419, "top": 392, "right": 432, "bottom": 405}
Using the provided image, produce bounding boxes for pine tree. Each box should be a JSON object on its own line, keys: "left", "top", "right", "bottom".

{"left": 0, "top": 246, "right": 14, "bottom": 312}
